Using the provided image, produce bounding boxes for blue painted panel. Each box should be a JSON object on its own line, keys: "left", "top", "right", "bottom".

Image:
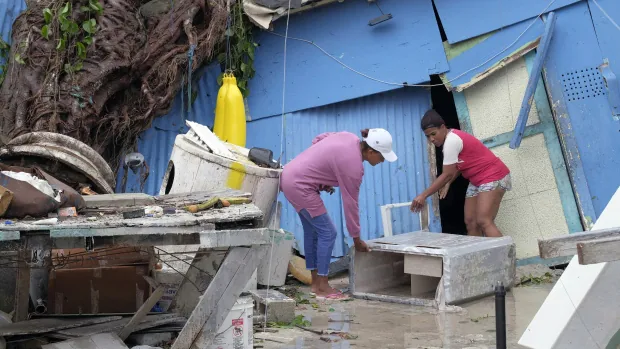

{"left": 589, "top": 0, "right": 620, "bottom": 117}
{"left": 544, "top": 1, "right": 619, "bottom": 221}
{"left": 252, "top": 88, "right": 440, "bottom": 258}
{"left": 0, "top": 0, "right": 26, "bottom": 70}
{"left": 444, "top": 18, "right": 545, "bottom": 90}
{"left": 115, "top": 62, "right": 221, "bottom": 195}
{"left": 246, "top": 116, "right": 283, "bottom": 161}
{"left": 434, "top": 0, "right": 580, "bottom": 44}
{"left": 247, "top": 0, "right": 448, "bottom": 119}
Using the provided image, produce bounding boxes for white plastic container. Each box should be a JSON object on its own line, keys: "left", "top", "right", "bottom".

{"left": 207, "top": 296, "right": 254, "bottom": 349}
{"left": 159, "top": 134, "right": 281, "bottom": 222}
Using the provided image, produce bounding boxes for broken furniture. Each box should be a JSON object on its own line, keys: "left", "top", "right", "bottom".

{"left": 350, "top": 231, "right": 516, "bottom": 306}
{"left": 519, "top": 186, "right": 620, "bottom": 349}
{"left": 0, "top": 190, "right": 283, "bottom": 348}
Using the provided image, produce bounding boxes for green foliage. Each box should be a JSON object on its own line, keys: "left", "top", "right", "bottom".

{"left": 216, "top": 0, "right": 257, "bottom": 97}
{"left": 39, "top": 0, "right": 103, "bottom": 75}
{"left": 267, "top": 315, "right": 311, "bottom": 329}
{"left": 0, "top": 38, "right": 9, "bottom": 87}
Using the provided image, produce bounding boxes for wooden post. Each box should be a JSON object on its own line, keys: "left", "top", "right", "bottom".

{"left": 118, "top": 284, "right": 165, "bottom": 340}
{"left": 171, "top": 245, "right": 268, "bottom": 349}
{"left": 577, "top": 236, "right": 620, "bottom": 265}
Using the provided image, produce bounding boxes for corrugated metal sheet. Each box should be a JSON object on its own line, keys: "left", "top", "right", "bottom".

{"left": 0, "top": 0, "right": 25, "bottom": 43}
{"left": 434, "top": 0, "right": 580, "bottom": 44}
{"left": 250, "top": 87, "right": 441, "bottom": 258}
{"left": 248, "top": 0, "right": 448, "bottom": 119}
{"left": 0, "top": 0, "right": 26, "bottom": 72}
{"left": 441, "top": 18, "right": 544, "bottom": 91}
{"left": 115, "top": 62, "right": 221, "bottom": 195}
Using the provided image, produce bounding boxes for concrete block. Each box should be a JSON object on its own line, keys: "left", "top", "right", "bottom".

{"left": 249, "top": 289, "right": 296, "bottom": 324}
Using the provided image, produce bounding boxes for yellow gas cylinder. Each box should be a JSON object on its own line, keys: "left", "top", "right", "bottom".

{"left": 222, "top": 74, "right": 247, "bottom": 147}
{"left": 213, "top": 73, "right": 230, "bottom": 138}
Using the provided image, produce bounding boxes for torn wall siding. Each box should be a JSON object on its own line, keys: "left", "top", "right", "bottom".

{"left": 440, "top": 17, "right": 545, "bottom": 92}
{"left": 455, "top": 54, "right": 580, "bottom": 262}
{"left": 247, "top": 0, "right": 448, "bottom": 119}
{"left": 433, "top": 0, "right": 581, "bottom": 44}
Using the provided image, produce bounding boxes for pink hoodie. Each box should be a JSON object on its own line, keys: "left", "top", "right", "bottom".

{"left": 279, "top": 132, "right": 364, "bottom": 238}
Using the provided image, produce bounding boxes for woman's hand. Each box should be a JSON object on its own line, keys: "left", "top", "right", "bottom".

{"left": 410, "top": 194, "right": 426, "bottom": 213}
{"left": 353, "top": 237, "right": 370, "bottom": 252}
{"left": 318, "top": 185, "right": 335, "bottom": 195}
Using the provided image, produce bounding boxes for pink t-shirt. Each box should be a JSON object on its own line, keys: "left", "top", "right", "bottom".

{"left": 442, "top": 129, "right": 510, "bottom": 186}
{"left": 280, "top": 132, "right": 363, "bottom": 238}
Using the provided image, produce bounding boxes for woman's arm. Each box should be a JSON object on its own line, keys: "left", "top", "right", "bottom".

{"left": 336, "top": 171, "right": 371, "bottom": 252}
{"left": 411, "top": 132, "right": 463, "bottom": 212}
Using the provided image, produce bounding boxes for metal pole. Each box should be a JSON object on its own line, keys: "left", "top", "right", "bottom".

{"left": 495, "top": 281, "right": 507, "bottom": 349}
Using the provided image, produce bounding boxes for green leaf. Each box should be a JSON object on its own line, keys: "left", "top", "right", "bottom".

{"left": 60, "top": 18, "right": 70, "bottom": 31}
{"left": 41, "top": 25, "right": 49, "bottom": 40}
{"left": 73, "top": 61, "right": 83, "bottom": 71}
{"left": 216, "top": 52, "right": 226, "bottom": 63}
{"left": 80, "top": 6, "right": 90, "bottom": 12}
{"left": 224, "top": 28, "right": 233, "bottom": 37}
{"left": 238, "top": 79, "right": 247, "bottom": 89}
{"left": 82, "top": 19, "right": 97, "bottom": 34}
{"left": 216, "top": 73, "right": 223, "bottom": 86}
{"left": 76, "top": 42, "right": 86, "bottom": 59}
{"left": 43, "top": 8, "right": 53, "bottom": 24}
{"left": 240, "top": 62, "right": 248, "bottom": 73}
{"left": 69, "top": 22, "right": 79, "bottom": 35}
{"left": 247, "top": 45, "right": 255, "bottom": 60}
{"left": 83, "top": 37, "right": 93, "bottom": 45}
{"left": 0, "top": 40, "right": 8, "bottom": 50}
{"left": 14, "top": 53, "right": 25, "bottom": 65}
{"left": 64, "top": 63, "right": 73, "bottom": 74}
{"left": 61, "top": 2, "right": 71, "bottom": 15}
{"left": 56, "top": 37, "right": 66, "bottom": 51}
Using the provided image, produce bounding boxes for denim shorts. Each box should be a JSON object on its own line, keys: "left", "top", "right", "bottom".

{"left": 466, "top": 174, "right": 512, "bottom": 198}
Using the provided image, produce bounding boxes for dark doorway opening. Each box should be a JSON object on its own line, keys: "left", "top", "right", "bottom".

{"left": 429, "top": 75, "right": 469, "bottom": 235}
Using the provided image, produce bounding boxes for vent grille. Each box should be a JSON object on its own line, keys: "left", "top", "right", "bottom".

{"left": 560, "top": 68, "right": 606, "bottom": 102}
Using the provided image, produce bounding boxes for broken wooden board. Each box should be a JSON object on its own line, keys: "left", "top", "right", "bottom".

{"left": 56, "top": 314, "right": 183, "bottom": 338}
{"left": 118, "top": 284, "right": 166, "bottom": 340}
{"left": 42, "top": 333, "right": 129, "bottom": 349}
{"left": 154, "top": 190, "right": 252, "bottom": 207}
{"left": 538, "top": 227, "right": 620, "bottom": 259}
{"left": 83, "top": 194, "right": 155, "bottom": 209}
{"left": 171, "top": 245, "right": 269, "bottom": 349}
{"left": 0, "top": 316, "right": 121, "bottom": 336}
{"left": 576, "top": 235, "right": 620, "bottom": 265}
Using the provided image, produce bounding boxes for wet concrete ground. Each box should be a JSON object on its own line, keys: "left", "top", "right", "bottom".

{"left": 255, "top": 274, "right": 556, "bottom": 349}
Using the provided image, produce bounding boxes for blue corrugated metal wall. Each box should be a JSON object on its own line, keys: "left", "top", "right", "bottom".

{"left": 248, "top": 0, "right": 448, "bottom": 119}
{"left": 0, "top": 0, "right": 26, "bottom": 68}
{"left": 115, "top": 62, "right": 221, "bottom": 194}
{"left": 248, "top": 88, "right": 441, "bottom": 258}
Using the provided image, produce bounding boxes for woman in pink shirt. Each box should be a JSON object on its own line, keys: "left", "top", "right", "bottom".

{"left": 280, "top": 128, "right": 397, "bottom": 299}
{"left": 410, "top": 110, "right": 511, "bottom": 237}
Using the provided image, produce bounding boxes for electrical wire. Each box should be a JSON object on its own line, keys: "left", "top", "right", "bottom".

{"left": 264, "top": 0, "right": 558, "bottom": 88}
{"left": 591, "top": 0, "right": 620, "bottom": 31}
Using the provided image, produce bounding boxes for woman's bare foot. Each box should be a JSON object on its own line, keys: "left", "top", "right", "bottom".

{"left": 310, "top": 270, "right": 320, "bottom": 294}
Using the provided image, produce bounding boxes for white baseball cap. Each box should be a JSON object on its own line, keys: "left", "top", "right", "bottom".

{"left": 364, "top": 128, "right": 397, "bottom": 162}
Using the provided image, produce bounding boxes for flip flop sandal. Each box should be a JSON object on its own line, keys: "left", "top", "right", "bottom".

{"left": 316, "top": 292, "right": 349, "bottom": 301}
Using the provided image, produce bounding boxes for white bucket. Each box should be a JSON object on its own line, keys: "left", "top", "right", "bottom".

{"left": 208, "top": 296, "right": 254, "bottom": 349}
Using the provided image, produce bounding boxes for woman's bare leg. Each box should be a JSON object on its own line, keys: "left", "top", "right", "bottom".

{"left": 465, "top": 196, "right": 482, "bottom": 236}
{"left": 476, "top": 188, "right": 506, "bottom": 237}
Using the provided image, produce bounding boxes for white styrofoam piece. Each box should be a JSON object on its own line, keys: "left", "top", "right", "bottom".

{"left": 185, "top": 120, "right": 236, "bottom": 160}
{"left": 519, "top": 187, "right": 620, "bottom": 349}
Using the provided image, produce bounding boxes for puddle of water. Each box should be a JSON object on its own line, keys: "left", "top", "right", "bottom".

{"left": 258, "top": 284, "right": 553, "bottom": 349}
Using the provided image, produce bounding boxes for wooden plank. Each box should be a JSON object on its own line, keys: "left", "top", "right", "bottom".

{"left": 118, "top": 284, "right": 166, "bottom": 340}
{"left": 56, "top": 314, "right": 179, "bottom": 337}
{"left": 42, "top": 333, "right": 129, "bottom": 349}
{"left": 404, "top": 254, "right": 443, "bottom": 277}
{"left": 577, "top": 236, "right": 620, "bottom": 265}
{"left": 83, "top": 194, "right": 155, "bottom": 208}
{"left": 538, "top": 227, "right": 620, "bottom": 259}
{"left": 13, "top": 244, "right": 30, "bottom": 322}
{"left": 169, "top": 249, "right": 226, "bottom": 318}
{"left": 155, "top": 190, "right": 251, "bottom": 207}
{"left": 0, "top": 316, "right": 122, "bottom": 336}
{"left": 171, "top": 245, "right": 269, "bottom": 349}
{"left": 510, "top": 11, "right": 556, "bottom": 149}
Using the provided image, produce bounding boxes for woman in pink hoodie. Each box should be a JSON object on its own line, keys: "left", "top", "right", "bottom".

{"left": 280, "top": 128, "right": 397, "bottom": 299}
